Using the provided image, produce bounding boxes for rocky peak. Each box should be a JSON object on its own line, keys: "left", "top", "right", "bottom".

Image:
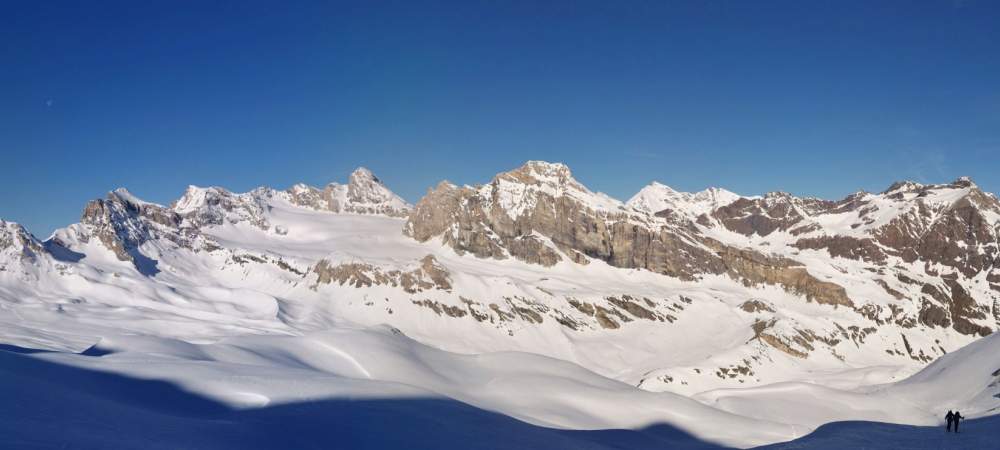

{"left": 345, "top": 167, "right": 410, "bottom": 210}
{"left": 879, "top": 178, "right": 984, "bottom": 208}
{"left": 281, "top": 168, "right": 411, "bottom": 218}
{"left": 493, "top": 161, "right": 590, "bottom": 196}
{"left": 500, "top": 161, "right": 574, "bottom": 185}
{"left": 762, "top": 191, "right": 795, "bottom": 203}
{"left": 950, "top": 176, "right": 977, "bottom": 189}
{"left": 348, "top": 166, "right": 378, "bottom": 186}
{"left": 174, "top": 185, "right": 229, "bottom": 214}
{"left": 484, "top": 161, "right": 623, "bottom": 219}
{"left": 110, "top": 188, "right": 157, "bottom": 209}
{"left": 73, "top": 190, "right": 183, "bottom": 271}
{"left": 691, "top": 187, "right": 741, "bottom": 206}
{"left": 172, "top": 185, "right": 272, "bottom": 230}
{"left": 883, "top": 180, "right": 925, "bottom": 195}
{"left": 84, "top": 189, "right": 180, "bottom": 229}
{"left": 712, "top": 193, "right": 813, "bottom": 237}
{"left": 0, "top": 220, "right": 44, "bottom": 264}
{"left": 404, "top": 162, "right": 857, "bottom": 311}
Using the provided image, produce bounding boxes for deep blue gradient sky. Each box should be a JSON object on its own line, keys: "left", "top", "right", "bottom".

{"left": 3, "top": 1, "right": 999, "bottom": 236}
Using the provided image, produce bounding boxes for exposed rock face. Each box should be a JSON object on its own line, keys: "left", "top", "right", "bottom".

{"left": 37, "top": 167, "right": 411, "bottom": 277}
{"left": 406, "top": 161, "right": 854, "bottom": 302}
{"left": 787, "top": 179, "right": 998, "bottom": 337}
{"left": 343, "top": 168, "right": 410, "bottom": 216}
{"left": 405, "top": 162, "right": 999, "bottom": 345}
{"left": 740, "top": 300, "right": 774, "bottom": 313}
{"left": 0, "top": 220, "right": 46, "bottom": 270}
{"left": 714, "top": 246, "right": 853, "bottom": 307}
{"left": 172, "top": 186, "right": 271, "bottom": 230}
{"left": 285, "top": 167, "right": 411, "bottom": 217}
{"left": 878, "top": 195, "right": 999, "bottom": 277}
{"left": 406, "top": 162, "right": 717, "bottom": 278}
{"left": 779, "top": 179, "right": 1000, "bottom": 276}
{"left": 80, "top": 189, "right": 185, "bottom": 268}
{"left": 172, "top": 167, "right": 410, "bottom": 234}
{"left": 312, "top": 254, "right": 452, "bottom": 293}
{"left": 712, "top": 193, "right": 827, "bottom": 237}
{"left": 793, "top": 236, "right": 887, "bottom": 264}
{"left": 943, "top": 280, "right": 992, "bottom": 336}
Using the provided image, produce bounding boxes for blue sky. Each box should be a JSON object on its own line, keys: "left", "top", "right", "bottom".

{"left": 3, "top": 1, "right": 999, "bottom": 236}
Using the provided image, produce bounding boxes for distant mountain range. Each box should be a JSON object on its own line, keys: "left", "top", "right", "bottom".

{"left": 2, "top": 161, "right": 998, "bottom": 396}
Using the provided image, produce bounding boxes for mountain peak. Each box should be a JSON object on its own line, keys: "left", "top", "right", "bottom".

{"left": 171, "top": 185, "right": 257, "bottom": 217}
{"left": 497, "top": 161, "right": 579, "bottom": 188}
{"left": 523, "top": 160, "right": 570, "bottom": 173}
{"left": 644, "top": 181, "right": 678, "bottom": 192}
{"left": 882, "top": 180, "right": 925, "bottom": 195}
{"left": 0, "top": 219, "right": 31, "bottom": 241}
{"left": 110, "top": 188, "right": 161, "bottom": 209}
{"left": 627, "top": 183, "right": 740, "bottom": 216}
{"left": 691, "top": 186, "right": 741, "bottom": 204}
{"left": 880, "top": 177, "right": 981, "bottom": 199}
{"left": 951, "top": 176, "right": 977, "bottom": 188}
{"left": 491, "top": 161, "right": 622, "bottom": 214}
{"left": 0, "top": 219, "right": 44, "bottom": 261}
{"left": 173, "top": 185, "right": 216, "bottom": 214}
{"left": 349, "top": 167, "right": 379, "bottom": 185}
{"left": 525, "top": 160, "right": 572, "bottom": 178}
{"left": 345, "top": 167, "right": 408, "bottom": 210}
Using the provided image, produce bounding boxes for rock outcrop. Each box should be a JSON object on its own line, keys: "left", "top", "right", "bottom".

{"left": 286, "top": 167, "right": 411, "bottom": 217}
{"left": 405, "top": 162, "right": 999, "bottom": 342}
{"left": 0, "top": 220, "right": 46, "bottom": 270}
{"left": 405, "top": 161, "right": 855, "bottom": 302}
{"left": 78, "top": 189, "right": 187, "bottom": 272}
{"left": 312, "top": 255, "right": 452, "bottom": 293}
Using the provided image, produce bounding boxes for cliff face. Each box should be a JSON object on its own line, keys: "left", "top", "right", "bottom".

{"left": 405, "top": 162, "right": 857, "bottom": 306}
{"left": 286, "top": 167, "right": 411, "bottom": 218}
{"left": 405, "top": 162, "right": 715, "bottom": 278}
{"left": 79, "top": 189, "right": 187, "bottom": 268}
{"left": 406, "top": 161, "right": 999, "bottom": 342}
{"left": 0, "top": 220, "right": 45, "bottom": 272}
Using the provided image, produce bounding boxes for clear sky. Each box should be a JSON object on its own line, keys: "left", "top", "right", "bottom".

{"left": 3, "top": 1, "right": 999, "bottom": 237}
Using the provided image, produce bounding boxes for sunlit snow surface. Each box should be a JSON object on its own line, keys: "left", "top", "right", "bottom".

{"left": 2, "top": 194, "right": 999, "bottom": 448}
{"left": 1, "top": 324, "right": 997, "bottom": 449}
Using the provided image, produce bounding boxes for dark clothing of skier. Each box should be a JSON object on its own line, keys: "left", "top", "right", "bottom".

{"left": 946, "top": 411, "right": 954, "bottom": 432}
{"left": 953, "top": 411, "right": 963, "bottom": 433}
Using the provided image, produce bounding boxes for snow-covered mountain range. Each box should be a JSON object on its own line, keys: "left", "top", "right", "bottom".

{"left": 2, "top": 161, "right": 998, "bottom": 448}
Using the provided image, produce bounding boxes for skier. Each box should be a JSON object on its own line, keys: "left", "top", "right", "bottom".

{"left": 945, "top": 410, "right": 954, "bottom": 432}
{"left": 953, "top": 411, "right": 963, "bottom": 433}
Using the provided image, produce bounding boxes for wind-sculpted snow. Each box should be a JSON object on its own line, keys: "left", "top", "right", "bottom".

{"left": 1, "top": 161, "right": 999, "bottom": 448}
{"left": 1, "top": 337, "right": 735, "bottom": 449}
{"left": 0, "top": 319, "right": 995, "bottom": 448}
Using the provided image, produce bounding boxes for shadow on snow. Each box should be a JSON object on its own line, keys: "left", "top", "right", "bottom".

{"left": 756, "top": 416, "right": 1000, "bottom": 450}
{"left": 0, "top": 344, "right": 721, "bottom": 450}
{"left": 3, "top": 344, "right": 997, "bottom": 450}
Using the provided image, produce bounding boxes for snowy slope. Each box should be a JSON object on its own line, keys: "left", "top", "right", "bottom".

{"left": 0, "top": 315, "right": 994, "bottom": 449}
{"left": 627, "top": 182, "right": 742, "bottom": 217}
